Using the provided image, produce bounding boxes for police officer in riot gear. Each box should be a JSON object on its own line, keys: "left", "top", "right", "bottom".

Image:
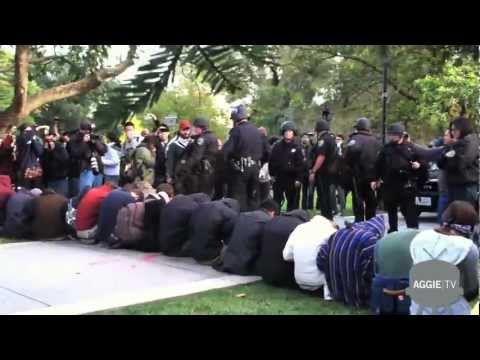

{"left": 344, "top": 117, "right": 381, "bottom": 222}
{"left": 309, "top": 119, "right": 337, "bottom": 220}
{"left": 269, "top": 121, "right": 304, "bottom": 212}
{"left": 176, "top": 117, "right": 218, "bottom": 197}
{"left": 223, "top": 105, "right": 269, "bottom": 212}
{"left": 372, "top": 123, "right": 428, "bottom": 233}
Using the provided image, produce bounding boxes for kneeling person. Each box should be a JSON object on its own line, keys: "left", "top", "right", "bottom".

{"left": 214, "top": 199, "right": 278, "bottom": 275}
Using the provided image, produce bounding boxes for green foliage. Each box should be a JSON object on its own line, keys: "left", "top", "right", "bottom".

{"left": 94, "top": 45, "right": 277, "bottom": 125}
{"left": 137, "top": 69, "right": 231, "bottom": 140}
{"left": 415, "top": 61, "right": 479, "bottom": 134}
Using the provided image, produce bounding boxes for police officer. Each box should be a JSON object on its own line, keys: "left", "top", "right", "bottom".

{"left": 372, "top": 123, "right": 428, "bottom": 233}
{"left": 177, "top": 117, "right": 218, "bottom": 197}
{"left": 223, "top": 105, "right": 269, "bottom": 212}
{"left": 344, "top": 117, "right": 381, "bottom": 222}
{"left": 300, "top": 133, "right": 314, "bottom": 210}
{"left": 309, "top": 119, "right": 337, "bottom": 220}
{"left": 269, "top": 121, "right": 304, "bottom": 212}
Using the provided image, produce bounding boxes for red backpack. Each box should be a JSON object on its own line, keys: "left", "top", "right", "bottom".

{"left": 114, "top": 202, "right": 146, "bottom": 248}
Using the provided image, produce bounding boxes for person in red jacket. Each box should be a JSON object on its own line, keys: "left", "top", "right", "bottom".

{"left": 0, "top": 175, "right": 14, "bottom": 226}
{"left": 75, "top": 182, "right": 115, "bottom": 243}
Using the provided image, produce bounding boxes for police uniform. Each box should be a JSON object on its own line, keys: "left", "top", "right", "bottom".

{"left": 301, "top": 142, "right": 314, "bottom": 210}
{"left": 375, "top": 123, "right": 428, "bottom": 232}
{"left": 177, "top": 118, "right": 218, "bottom": 197}
{"left": 344, "top": 118, "right": 381, "bottom": 222}
{"left": 269, "top": 122, "right": 304, "bottom": 212}
{"left": 311, "top": 120, "right": 337, "bottom": 220}
{"left": 223, "top": 105, "right": 269, "bottom": 212}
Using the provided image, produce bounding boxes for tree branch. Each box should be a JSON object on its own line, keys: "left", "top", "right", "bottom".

{"left": 24, "top": 45, "right": 137, "bottom": 114}
{"left": 316, "top": 48, "right": 418, "bottom": 102}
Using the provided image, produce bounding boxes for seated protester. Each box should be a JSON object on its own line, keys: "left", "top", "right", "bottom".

{"left": 94, "top": 185, "right": 137, "bottom": 244}
{"left": 157, "top": 193, "right": 211, "bottom": 255}
{"left": 142, "top": 183, "right": 175, "bottom": 252}
{"left": 0, "top": 175, "right": 14, "bottom": 226}
{"left": 409, "top": 201, "right": 479, "bottom": 315}
{"left": 4, "top": 188, "right": 42, "bottom": 238}
{"left": 30, "top": 189, "right": 68, "bottom": 240}
{"left": 111, "top": 184, "right": 174, "bottom": 251}
{"left": 40, "top": 130, "right": 70, "bottom": 197}
{"left": 257, "top": 209, "right": 310, "bottom": 288}
{"left": 186, "top": 198, "right": 240, "bottom": 265}
{"left": 316, "top": 215, "right": 386, "bottom": 308}
{"left": 283, "top": 215, "right": 339, "bottom": 293}
{"left": 213, "top": 199, "right": 279, "bottom": 275}
{"left": 75, "top": 182, "right": 115, "bottom": 243}
{"left": 371, "top": 229, "right": 420, "bottom": 315}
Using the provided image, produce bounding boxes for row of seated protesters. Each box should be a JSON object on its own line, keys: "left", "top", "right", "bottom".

{"left": 0, "top": 172, "right": 478, "bottom": 315}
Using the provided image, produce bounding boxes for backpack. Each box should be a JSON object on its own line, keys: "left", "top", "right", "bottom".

{"left": 113, "top": 202, "right": 146, "bottom": 248}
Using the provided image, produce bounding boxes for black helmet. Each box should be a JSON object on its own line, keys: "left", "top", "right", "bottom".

{"left": 387, "top": 122, "right": 405, "bottom": 136}
{"left": 280, "top": 120, "right": 297, "bottom": 135}
{"left": 193, "top": 117, "right": 209, "bottom": 130}
{"left": 315, "top": 119, "right": 330, "bottom": 133}
{"left": 354, "top": 117, "right": 370, "bottom": 131}
{"left": 230, "top": 105, "right": 249, "bottom": 123}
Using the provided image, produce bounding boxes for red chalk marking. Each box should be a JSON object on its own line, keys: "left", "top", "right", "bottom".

{"left": 143, "top": 254, "right": 159, "bottom": 262}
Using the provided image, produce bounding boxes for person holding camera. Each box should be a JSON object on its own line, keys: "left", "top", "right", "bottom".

{"left": 371, "top": 123, "right": 428, "bottom": 233}
{"left": 67, "top": 120, "right": 107, "bottom": 195}
{"left": 41, "top": 130, "right": 70, "bottom": 196}
{"left": 15, "top": 124, "right": 45, "bottom": 190}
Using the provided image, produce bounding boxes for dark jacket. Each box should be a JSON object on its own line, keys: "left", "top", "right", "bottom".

{"left": 257, "top": 209, "right": 309, "bottom": 288}
{"left": 95, "top": 189, "right": 136, "bottom": 243}
{"left": 67, "top": 132, "right": 107, "bottom": 177}
{"left": 143, "top": 197, "right": 169, "bottom": 252}
{"left": 165, "top": 135, "right": 190, "bottom": 180}
{"left": 216, "top": 209, "right": 273, "bottom": 275}
{"left": 184, "top": 131, "right": 218, "bottom": 174}
{"left": 41, "top": 142, "right": 70, "bottom": 182}
{"left": 375, "top": 141, "right": 428, "bottom": 187}
{"left": 0, "top": 135, "right": 15, "bottom": 177}
{"left": 0, "top": 175, "right": 13, "bottom": 224}
{"left": 344, "top": 131, "right": 381, "bottom": 181}
{"left": 269, "top": 139, "right": 305, "bottom": 182}
{"left": 311, "top": 131, "right": 337, "bottom": 175}
{"left": 157, "top": 193, "right": 211, "bottom": 255}
{"left": 30, "top": 192, "right": 68, "bottom": 240}
{"left": 223, "top": 121, "right": 269, "bottom": 163}
{"left": 154, "top": 141, "right": 168, "bottom": 187}
{"left": 15, "top": 132, "right": 43, "bottom": 174}
{"left": 438, "top": 133, "right": 479, "bottom": 186}
{"left": 4, "top": 189, "right": 36, "bottom": 238}
{"left": 187, "top": 198, "right": 240, "bottom": 262}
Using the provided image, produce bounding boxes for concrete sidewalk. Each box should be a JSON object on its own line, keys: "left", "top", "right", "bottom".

{"left": 0, "top": 241, "right": 259, "bottom": 315}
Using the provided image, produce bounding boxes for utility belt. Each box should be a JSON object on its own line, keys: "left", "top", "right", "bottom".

{"left": 230, "top": 156, "right": 260, "bottom": 173}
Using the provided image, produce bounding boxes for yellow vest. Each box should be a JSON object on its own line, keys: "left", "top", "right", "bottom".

{"left": 472, "top": 302, "right": 479, "bottom": 316}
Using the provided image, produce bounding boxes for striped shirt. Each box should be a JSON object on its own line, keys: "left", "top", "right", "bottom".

{"left": 317, "top": 215, "right": 386, "bottom": 308}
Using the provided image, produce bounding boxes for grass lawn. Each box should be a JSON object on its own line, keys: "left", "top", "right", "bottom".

{"left": 95, "top": 281, "right": 371, "bottom": 315}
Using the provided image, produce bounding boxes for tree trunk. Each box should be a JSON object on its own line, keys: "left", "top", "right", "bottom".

{"left": 0, "top": 45, "right": 137, "bottom": 133}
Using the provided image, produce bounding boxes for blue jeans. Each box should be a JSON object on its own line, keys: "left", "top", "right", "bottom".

{"left": 448, "top": 184, "right": 479, "bottom": 210}
{"left": 437, "top": 192, "right": 449, "bottom": 224}
{"left": 79, "top": 170, "right": 104, "bottom": 195}
{"left": 48, "top": 178, "right": 69, "bottom": 197}
{"left": 104, "top": 175, "right": 119, "bottom": 186}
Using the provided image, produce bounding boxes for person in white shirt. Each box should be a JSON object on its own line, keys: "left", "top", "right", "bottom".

{"left": 283, "top": 215, "right": 338, "bottom": 294}
{"left": 102, "top": 132, "right": 121, "bottom": 185}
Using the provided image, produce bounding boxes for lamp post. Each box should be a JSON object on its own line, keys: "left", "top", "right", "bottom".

{"left": 381, "top": 45, "right": 389, "bottom": 145}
